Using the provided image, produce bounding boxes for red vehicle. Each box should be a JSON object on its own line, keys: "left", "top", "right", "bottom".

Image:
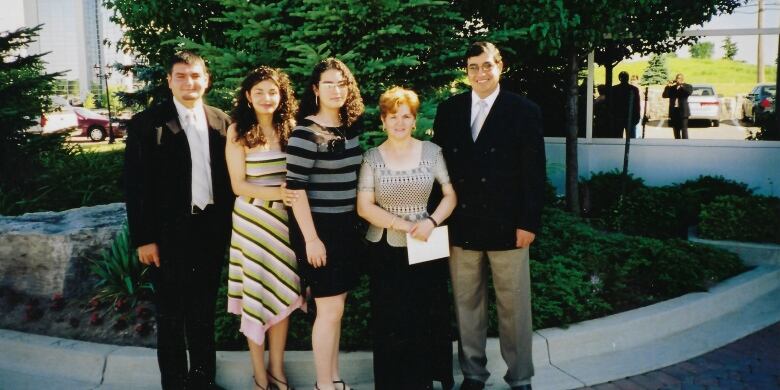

{"left": 73, "top": 107, "right": 126, "bottom": 141}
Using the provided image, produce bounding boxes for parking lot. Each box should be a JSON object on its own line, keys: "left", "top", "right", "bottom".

{"left": 640, "top": 118, "right": 760, "bottom": 140}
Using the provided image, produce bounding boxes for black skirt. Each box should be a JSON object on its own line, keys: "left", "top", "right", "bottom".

{"left": 289, "top": 211, "right": 362, "bottom": 298}
{"left": 368, "top": 236, "right": 454, "bottom": 390}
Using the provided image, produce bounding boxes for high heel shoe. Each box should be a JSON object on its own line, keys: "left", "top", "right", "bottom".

{"left": 267, "top": 371, "right": 294, "bottom": 390}
{"left": 333, "top": 380, "right": 354, "bottom": 390}
{"left": 253, "top": 376, "right": 271, "bottom": 390}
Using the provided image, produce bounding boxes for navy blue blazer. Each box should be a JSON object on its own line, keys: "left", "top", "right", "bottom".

{"left": 432, "top": 89, "right": 546, "bottom": 251}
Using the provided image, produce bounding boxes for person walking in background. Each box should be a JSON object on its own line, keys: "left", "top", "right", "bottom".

{"left": 225, "top": 66, "right": 302, "bottom": 390}
{"left": 609, "top": 71, "right": 640, "bottom": 138}
{"left": 593, "top": 84, "right": 610, "bottom": 138}
{"left": 629, "top": 74, "right": 645, "bottom": 137}
{"left": 285, "top": 58, "right": 364, "bottom": 390}
{"left": 357, "top": 87, "right": 457, "bottom": 390}
{"left": 124, "top": 51, "right": 233, "bottom": 390}
{"left": 663, "top": 73, "right": 693, "bottom": 139}
{"left": 432, "top": 42, "right": 546, "bottom": 390}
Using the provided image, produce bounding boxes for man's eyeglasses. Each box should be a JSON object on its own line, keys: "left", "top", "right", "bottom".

{"left": 319, "top": 81, "right": 350, "bottom": 91}
{"left": 466, "top": 62, "right": 496, "bottom": 74}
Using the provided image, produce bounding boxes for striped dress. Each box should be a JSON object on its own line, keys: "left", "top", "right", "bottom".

{"left": 227, "top": 149, "right": 303, "bottom": 346}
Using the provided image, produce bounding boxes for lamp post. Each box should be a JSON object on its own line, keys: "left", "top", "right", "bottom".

{"left": 93, "top": 63, "right": 115, "bottom": 144}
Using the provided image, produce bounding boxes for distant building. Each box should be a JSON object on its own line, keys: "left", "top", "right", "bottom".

{"left": 20, "top": 0, "right": 133, "bottom": 102}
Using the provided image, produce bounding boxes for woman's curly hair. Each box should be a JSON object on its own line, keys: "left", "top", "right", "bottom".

{"left": 231, "top": 66, "right": 298, "bottom": 149}
{"left": 297, "top": 58, "right": 364, "bottom": 129}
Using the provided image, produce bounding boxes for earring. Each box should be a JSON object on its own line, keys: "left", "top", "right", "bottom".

{"left": 315, "top": 95, "right": 318, "bottom": 107}
{"left": 247, "top": 102, "right": 252, "bottom": 109}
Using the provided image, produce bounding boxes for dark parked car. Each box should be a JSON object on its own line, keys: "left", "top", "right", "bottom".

{"left": 742, "top": 83, "right": 776, "bottom": 123}
{"left": 73, "top": 107, "right": 126, "bottom": 141}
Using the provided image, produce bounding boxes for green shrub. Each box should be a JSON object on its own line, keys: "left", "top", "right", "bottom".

{"left": 89, "top": 220, "right": 152, "bottom": 306}
{"left": 580, "top": 170, "right": 645, "bottom": 219}
{"left": 607, "top": 186, "right": 688, "bottom": 239}
{"left": 699, "top": 195, "right": 780, "bottom": 243}
{"left": 676, "top": 175, "right": 753, "bottom": 226}
{"left": 0, "top": 142, "right": 124, "bottom": 216}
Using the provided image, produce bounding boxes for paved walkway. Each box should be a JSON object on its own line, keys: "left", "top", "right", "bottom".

{"left": 578, "top": 321, "right": 780, "bottom": 390}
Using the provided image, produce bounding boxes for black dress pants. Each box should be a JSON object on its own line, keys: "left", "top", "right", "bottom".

{"left": 151, "top": 207, "right": 229, "bottom": 389}
{"left": 368, "top": 237, "right": 454, "bottom": 390}
{"left": 670, "top": 108, "right": 689, "bottom": 139}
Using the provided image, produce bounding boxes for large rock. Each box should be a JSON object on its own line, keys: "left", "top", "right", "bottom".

{"left": 0, "top": 203, "right": 126, "bottom": 298}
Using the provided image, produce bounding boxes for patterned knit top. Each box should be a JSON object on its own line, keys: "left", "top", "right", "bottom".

{"left": 357, "top": 141, "right": 450, "bottom": 247}
{"left": 285, "top": 119, "right": 363, "bottom": 214}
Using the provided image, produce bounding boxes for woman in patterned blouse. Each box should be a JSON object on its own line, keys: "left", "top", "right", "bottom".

{"left": 357, "top": 87, "right": 457, "bottom": 389}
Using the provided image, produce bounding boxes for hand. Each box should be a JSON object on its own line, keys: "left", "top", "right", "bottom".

{"left": 306, "top": 238, "right": 327, "bottom": 268}
{"left": 409, "top": 219, "right": 435, "bottom": 242}
{"left": 281, "top": 183, "right": 299, "bottom": 206}
{"left": 137, "top": 243, "right": 160, "bottom": 267}
{"left": 515, "top": 229, "right": 536, "bottom": 248}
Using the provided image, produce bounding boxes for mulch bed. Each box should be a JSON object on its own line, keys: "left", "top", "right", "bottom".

{"left": 0, "top": 287, "right": 156, "bottom": 348}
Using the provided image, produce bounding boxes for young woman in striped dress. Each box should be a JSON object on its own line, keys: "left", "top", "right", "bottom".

{"left": 285, "top": 58, "right": 364, "bottom": 390}
{"left": 226, "top": 66, "right": 302, "bottom": 390}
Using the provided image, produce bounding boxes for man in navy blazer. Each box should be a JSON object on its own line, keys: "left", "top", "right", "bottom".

{"left": 432, "top": 42, "right": 546, "bottom": 390}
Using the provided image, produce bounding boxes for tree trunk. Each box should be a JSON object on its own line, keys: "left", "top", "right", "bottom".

{"left": 565, "top": 45, "right": 581, "bottom": 215}
{"left": 605, "top": 63, "right": 614, "bottom": 88}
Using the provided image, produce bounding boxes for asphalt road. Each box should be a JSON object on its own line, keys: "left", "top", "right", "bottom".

{"left": 640, "top": 119, "right": 760, "bottom": 140}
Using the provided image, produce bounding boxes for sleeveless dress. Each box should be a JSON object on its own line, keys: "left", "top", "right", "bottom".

{"left": 227, "top": 148, "right": 303, "bottom": 346}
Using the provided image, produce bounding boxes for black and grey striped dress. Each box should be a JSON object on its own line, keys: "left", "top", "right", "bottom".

{"left": 286, "top": 119, "right": 364, "bottom": 297}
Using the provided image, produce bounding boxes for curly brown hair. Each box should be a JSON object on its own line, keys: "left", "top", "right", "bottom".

{"left": 297, "top": 58, "right": 364, "bottom": 129}
{"left": 231, "top": 66, "right": 298, "bottom": 149}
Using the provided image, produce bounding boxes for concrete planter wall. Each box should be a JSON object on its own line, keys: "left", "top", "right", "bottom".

{"left": 689, "top": 231, "right": 780, "bottom": 267}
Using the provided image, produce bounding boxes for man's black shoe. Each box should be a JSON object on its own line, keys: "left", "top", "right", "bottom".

{"left": 460, "top": 378, "right": 485, "bottom": 390}
{"left": 511, "top": 385, "right": 532, "bottom": 390}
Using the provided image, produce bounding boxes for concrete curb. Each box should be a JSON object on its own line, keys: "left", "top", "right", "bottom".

{"left": 1, "top": 266, "right": 778, "bottom": 389}
{"left": 689, "top": 234, "right": 780, "bottom": 267}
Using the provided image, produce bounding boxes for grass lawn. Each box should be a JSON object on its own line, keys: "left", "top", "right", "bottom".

{"left": 76, "top": 141, "right": 126, "bottom": 153}
{"left": 594, "top": 57, "right": 777, "bottom": 98}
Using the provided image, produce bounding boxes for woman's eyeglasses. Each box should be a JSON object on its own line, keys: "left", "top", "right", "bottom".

{"left": 319, "top": 81, "right": 349, "bottom": 91}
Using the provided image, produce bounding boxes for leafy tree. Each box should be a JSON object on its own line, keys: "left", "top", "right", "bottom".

{"left": 457, "top": 0, "right": 742, "bottom": 214}
{"left": 722, "top": 36, "right": 738, "bottom": 60}
{"left": 179, "top": 0, "right": 465, "bottom": 128}
{"left": 102, "top": 0, "right": 230, "bottom": 108}
{"left": 0, "top": 25, "right": 63, "bottom": 199}
{"left": 640, "top": 54, "right": 670, "bottom": 86}
{"left": 689, "top": 42, "right": 714, "bottom": 59}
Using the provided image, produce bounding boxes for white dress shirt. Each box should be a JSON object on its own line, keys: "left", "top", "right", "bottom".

{"left": 470, "top": 85, "right": 501, "bottom": 140}
{"left": 172, "top": 98, "right": 213, "bottom": 209}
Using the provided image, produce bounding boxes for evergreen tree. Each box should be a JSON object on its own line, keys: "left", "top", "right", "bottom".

{"left": 722, "top": 36, "right": 738, "bottom": 60}
{"left": 0, "top": 26, "right": 63, "bottom": 193}
{"left": 689, "top": 42, "right": 714, "bottom": 59}
{"left": 182, "top": 0, "right": 465, "bottom": 127}
{"left": 640, "top": 54, "right": 670, "bottom": 86}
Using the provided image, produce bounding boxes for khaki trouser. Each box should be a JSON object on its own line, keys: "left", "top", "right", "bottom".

{"left": 449, "top": 246, "right": 533, "bottom": 386}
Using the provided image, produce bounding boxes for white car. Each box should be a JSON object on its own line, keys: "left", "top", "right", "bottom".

{"left": 25, "top": 96, "right": 79, "bottom": 135}
{"left": 687, "top": 84, "right": 721, "bottom": 127}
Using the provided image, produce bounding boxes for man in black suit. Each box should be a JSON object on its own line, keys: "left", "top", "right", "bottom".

{"left": 124, "top": 51, "right": 233, "bottom": 390}
{"left": 432, "top": 42, "right": 546, "bottom": 390}
{"left": 662, "top": 73, "right": 693, "bottom": 139}
{"left": 609, "top": 71, "right": 641, "bottom": 138}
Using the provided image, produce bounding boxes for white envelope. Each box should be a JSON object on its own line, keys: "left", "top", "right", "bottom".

{"left": 406, "top": 225, "right": 450, "bottom": 265}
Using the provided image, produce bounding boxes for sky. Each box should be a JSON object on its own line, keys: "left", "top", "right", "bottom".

{"left": 1, "top": 0, "right": 779, "bottom": 64}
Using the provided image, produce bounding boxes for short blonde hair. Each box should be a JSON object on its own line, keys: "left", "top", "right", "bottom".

{"left": 379, "top": 87, "right": 420, "bottom": 118}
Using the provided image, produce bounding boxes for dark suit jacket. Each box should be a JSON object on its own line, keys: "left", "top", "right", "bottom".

{"left": 662, "top": 83, "right": 693, "bottom": 118}
{"left": 609, "top": 83, "right": 640, "bottom": 129}
{"left": 432, "top": 89, "right": 546, "bottom": 251}
{"left": 124, "top": 99, "right": 233, "bottom": 249}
